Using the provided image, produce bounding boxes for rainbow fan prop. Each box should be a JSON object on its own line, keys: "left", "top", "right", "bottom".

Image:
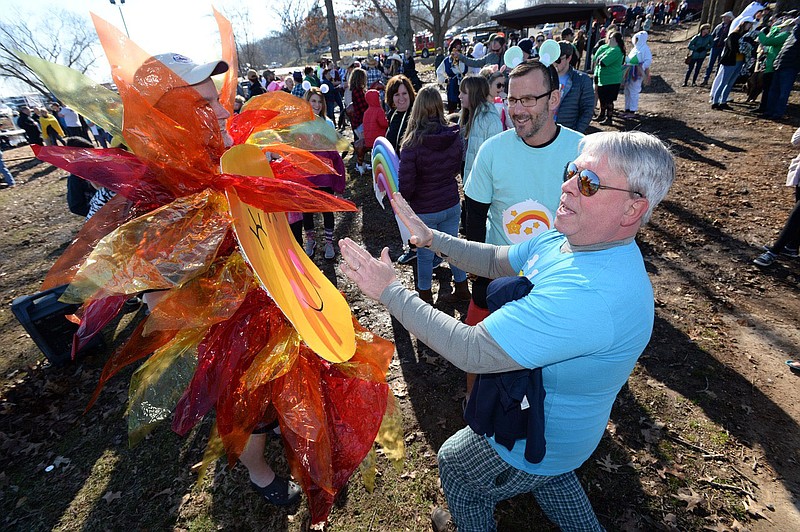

{"left": 371, "top": 137, "right": 411, "bottom": 246}
{"left": 23, "top": 9, "right": 402, "bottom": 525}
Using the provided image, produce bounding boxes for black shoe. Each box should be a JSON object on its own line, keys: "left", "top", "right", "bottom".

{"left": 711, "top": 103, "right": 720, "bottom": 110}
{"left": 431, "top": 507, "right": 453, "bottom": 532}
{"left": 250, "top": 476, "right": 301, "bottom": 506}
{"left": 681, "top": 81, "right": 688, "bottom": 87}
{"left": 718, "top": 103, "right": 732, "bottom": 110}
{"left": 691, "top": 82, "right": 697, "bottom": 86}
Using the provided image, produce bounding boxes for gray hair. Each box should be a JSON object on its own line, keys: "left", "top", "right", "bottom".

{"left": 579, "top": 131, "right": 675, "bottom": 224}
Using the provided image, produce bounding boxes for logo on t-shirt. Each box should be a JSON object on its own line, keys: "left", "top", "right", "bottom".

{"left": 502, "top": 199, "right": 554, "bottom": 244}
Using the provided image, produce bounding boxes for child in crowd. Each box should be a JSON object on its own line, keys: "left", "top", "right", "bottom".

{"left": 359, "top": 89, "right": 389, "bottom": 175}
{"left": 297, "top": 87, "right": 346, "bottom": 260}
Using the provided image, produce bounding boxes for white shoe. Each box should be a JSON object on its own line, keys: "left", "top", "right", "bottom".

{"left": 356, "top": 163, "right": 364, "bottom": 175}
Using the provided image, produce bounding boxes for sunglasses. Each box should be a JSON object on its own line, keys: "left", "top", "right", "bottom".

{"left": 495, "top": 82, "right": 506, "bottom": 89}
{"left": 563, "top": 162, "right": 643, "bottom": 197}
{"left": 536, "top": 38, "right": 545, "bottom": 43}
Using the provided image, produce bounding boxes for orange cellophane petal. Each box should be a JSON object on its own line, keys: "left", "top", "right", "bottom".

{"left": 228, "top": 109, "right": 281, "bottom": 146}
{"left": 240, "top": 91, "right": 316, "bottom": 131}
{"left": 213, "top": 6, "right": 237, "bottom": 118}
{"left": 64, "top": 190, "right": 231, "bottom": 302}
{"left": 216, "top": 320, "right": 299, "bottom": 465}
{"left": 254, "top": 142, "right": 338, "bottom": 178}
{"left": 118, "top": 83, "right": 223, "bottom": 196}
{"left": 41, "top": 194, "right": 148, "bottom": 291}
{"left": 249, "top": 117, "right": 350, "bottom": 153}
{"left": 143, "top": 251, "right": 255, "bottom": 335}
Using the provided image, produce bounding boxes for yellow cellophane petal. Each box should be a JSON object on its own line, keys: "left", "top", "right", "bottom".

{"left": 143, "top": 251, "right": 255, "bottom": 335}
{"left": 374, "top": 393, "right": 405, "bottom": 469}
{"left": 249, "top": 117, "right": 350, "bottom": 153}
{"left": 195, "top": 423, "right": 226, "bottom": 489}
{"left": 126, "top": 327, "right": 207, "bottom": 446}
{"left": 241, "top": 323, "right": 302, "bottom": 390}
{"left": 63, "top": 189, "right": 231, "bottom": 302}
{"left": 17, "top": 51, "right": 123, "bottom": 140}
{"left": 359, "top": 447, "right": 378, "bottom": 493}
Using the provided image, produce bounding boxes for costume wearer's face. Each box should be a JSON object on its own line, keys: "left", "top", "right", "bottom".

{"left": 555, "top": 152, "right": 644, "bottom": 246}
{"left": 507, "top": 69, "right": 552, "bottom": 143}
{"left": 192, "top": 78, "right": 232, "bottom": 148}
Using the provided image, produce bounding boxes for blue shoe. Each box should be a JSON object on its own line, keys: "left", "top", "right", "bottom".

{"left": 397, "top": 249, "right": 417, "bottom": 264}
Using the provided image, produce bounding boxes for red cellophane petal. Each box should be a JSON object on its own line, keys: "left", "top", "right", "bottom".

{"left": 276, "top": 347, "right": 390, "bottom": 525}
{"left": 171, "top": 287, "right": 279, "bottom": 436}
{"left": 32, "top": 144, "right": 175, "bottom": 209}
{"left": 70, "top": 292, "right": 128, "bottom": 359}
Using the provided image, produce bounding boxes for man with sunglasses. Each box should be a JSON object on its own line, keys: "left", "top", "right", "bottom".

{"left": 554, "top": 42, "right": 595, "bottom": 133}
{"left": 458, "top": 33, "right": 507, "bottom": 70}
{"left": 338, "top": 131, "right": 675, "bottom": 531}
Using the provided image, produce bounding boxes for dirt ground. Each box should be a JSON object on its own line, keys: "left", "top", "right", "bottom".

{"left": 1, "top": 25, "right": 800, "bottom": 531}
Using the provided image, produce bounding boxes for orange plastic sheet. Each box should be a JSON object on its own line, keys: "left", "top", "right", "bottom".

{"left": 143, "top": 252, "right": 255, "bottom": 335}
{"left": 219, "top": 172, "right": 357, "bottom": 214}
{"left": 41, "top": 194, "right": 148, "bottom": 291}
{"left": 118, "top": 83, "right": 224, "bottom": 196}
{"left": 32, "top": 145, "right": 175, "bottom": 209}
{"left": 63, "top": 190, "right": 231, "bottom": 303}
{"left": 240, "top": 91, "right": 316, "bottom": 132}
{"left": 212, "top": 6, "right": 237, "bottom": 117}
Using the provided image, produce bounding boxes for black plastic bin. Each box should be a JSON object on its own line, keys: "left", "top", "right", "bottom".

{"left": 11, "top": 284, "right": 103, "bottom": 366}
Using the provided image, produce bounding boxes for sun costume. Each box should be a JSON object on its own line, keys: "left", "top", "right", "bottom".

{"left": 22, "top": 9, "right": 401, "bottom": 525}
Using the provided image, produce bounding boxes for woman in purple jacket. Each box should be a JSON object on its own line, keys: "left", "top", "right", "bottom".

{"left": 398, "top": 85, "right": 469, "bottom": 304}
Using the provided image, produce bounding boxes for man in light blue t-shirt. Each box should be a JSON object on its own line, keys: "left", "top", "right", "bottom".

{"left": 339, "top": 131, "right": 675, "bottom": 531}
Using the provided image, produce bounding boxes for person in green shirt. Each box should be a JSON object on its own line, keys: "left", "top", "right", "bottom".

{"left": 593, "top": 31, "right": 625, "bottom": 125}
{"left": 684, "top": 24, "right": 713, "bottom": 86}
{"left": 752, "top": 20, "right": 792, "bottom": 114}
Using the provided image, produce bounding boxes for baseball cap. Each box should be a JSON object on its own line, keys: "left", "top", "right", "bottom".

{"left": 148, "top": 53, "right": 228, "bottom": 86}
{"left": 518, "top": 38, "right": 534, "bottom": 55}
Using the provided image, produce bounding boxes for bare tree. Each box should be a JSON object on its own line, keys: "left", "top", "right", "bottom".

{"left": 411, "top": 0, "right": 489, "bottom": 49}
{"left": 324, "top": 0, "right": 341, "bottom": 62}
{"left": 274, "top": 0, "right": 312, "bottom": 59}
{"left": 0, "top": 9, "right": 99, "bottom": 97}
{"left": 366, "top": 0, "right": 414, "bottom": 53}
{"left": 223, "top": 5, "right": 268, "bottom": 73}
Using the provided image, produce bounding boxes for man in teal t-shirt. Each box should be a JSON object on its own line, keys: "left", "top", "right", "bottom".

{"left": 463, "top": 59, "right": 582, "bottom": 334}
{"left": 338, "top": 131, "right": 676, "bottom": 531}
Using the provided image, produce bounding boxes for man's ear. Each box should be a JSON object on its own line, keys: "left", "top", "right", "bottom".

{"left": 621, "top": 197, "right": 649, "bottom": 227}
{"left": 548, "top": 88, "right": 561, "bottom": 110}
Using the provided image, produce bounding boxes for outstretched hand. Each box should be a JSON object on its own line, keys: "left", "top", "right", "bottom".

{"left": 338, "top": 238, "right": 398, "bottom": 301}
{"left": 390, "top": 192, "right": 433, "bottom": 249}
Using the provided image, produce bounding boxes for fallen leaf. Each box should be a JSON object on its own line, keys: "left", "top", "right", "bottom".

{"left": 596, "top": 454, "right": 621, "bottom": 472}
{"left": 676, "top": 488, "right": 703, "bottom": 511}
{"left": 102, "top": 491, "right": 121, "bottom": 503}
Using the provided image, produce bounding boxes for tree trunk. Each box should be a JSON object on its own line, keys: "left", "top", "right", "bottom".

{"left": 395, "top": 0, "right": 413, "bottom": 57}
{"left": 324, "top": 0, "right": 341, "bottom": 62}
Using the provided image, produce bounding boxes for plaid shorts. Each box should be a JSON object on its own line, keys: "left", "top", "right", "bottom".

{"left": 437, "top": 427, "right": 604, "bottom": 532}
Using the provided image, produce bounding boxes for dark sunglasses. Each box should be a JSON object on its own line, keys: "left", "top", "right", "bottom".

{"left": 536, "top": 38, "right": 545, "bottom": 43}
{"left": 495, "top": 82, "right": 506, "bottom": 89}
{"left": 563, "top": 162, "right": 643, "bottom": 197}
